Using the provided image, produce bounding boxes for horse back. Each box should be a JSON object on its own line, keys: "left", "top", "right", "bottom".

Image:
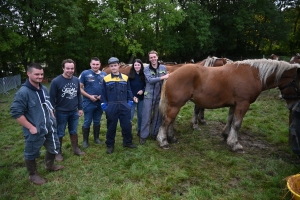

{"left": 165, "top": 63, "right": 262, "bottom": 109}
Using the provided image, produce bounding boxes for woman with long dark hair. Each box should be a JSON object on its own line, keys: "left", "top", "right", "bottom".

{"left": 128, "top": 59, "right": 146, "bottom": 137}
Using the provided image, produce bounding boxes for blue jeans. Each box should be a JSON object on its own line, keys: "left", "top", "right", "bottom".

{"left": 131, "top": 100, "right": 144, "bottom": 131}
{"left": 82, "top": 101, "right": 103, "bottom": 128}
{"left": 55, "top": 110, "right": 79, "bottom": 138}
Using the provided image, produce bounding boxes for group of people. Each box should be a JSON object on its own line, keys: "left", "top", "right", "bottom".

{"left": 10, "top": 50, "right": 170, "bottom": 185}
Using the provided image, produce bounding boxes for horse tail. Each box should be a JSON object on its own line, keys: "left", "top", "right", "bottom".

{"left": 159, "top": 80, "right": 169, "bottom": 117}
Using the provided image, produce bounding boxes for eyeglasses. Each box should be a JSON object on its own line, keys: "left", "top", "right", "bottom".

{"left": 92, "top": 64, "right": 100, "bottom": 65}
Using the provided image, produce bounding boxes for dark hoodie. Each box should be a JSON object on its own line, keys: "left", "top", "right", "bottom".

{"left": 23, "top": 79, "right": 45, "bottom": 103}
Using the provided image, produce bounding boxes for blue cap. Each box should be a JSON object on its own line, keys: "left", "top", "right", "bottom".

{"left": 108, "top": 57, "right": 119, "bottom": 65}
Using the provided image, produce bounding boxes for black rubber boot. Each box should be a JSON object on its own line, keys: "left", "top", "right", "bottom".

{"left": 45, "top": 151, "right": 64, "bottom": 171}
{"left": 82, "top": 126, "right": 90, "bottom": 148}
{"left": 55, "top": 137, "right": 63, "bottom": 162}
{"left": 93, "top": 125, "right": 102, "bottom": 144}
{"left": 25, "top": 159, "right": 46, "bottom": 185}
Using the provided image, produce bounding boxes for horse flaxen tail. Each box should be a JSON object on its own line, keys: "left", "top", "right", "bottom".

{"left": 157, "top": 79, "right": 178, "bottom": 149}
{"left": 159, "top": 80, "right": 169, "bottom": 117}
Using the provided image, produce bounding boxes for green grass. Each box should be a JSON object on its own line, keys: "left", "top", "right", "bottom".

{"left": 0, "top": 85, "right": 299, "bottom": 199}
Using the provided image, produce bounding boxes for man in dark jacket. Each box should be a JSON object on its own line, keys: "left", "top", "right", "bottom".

{"left": 10, "top": 63, "right": 64, "bottom": 185}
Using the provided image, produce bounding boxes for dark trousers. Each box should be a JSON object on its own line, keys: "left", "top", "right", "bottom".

{"left": 105, "top": 103, "right": 133, "bottom": 147}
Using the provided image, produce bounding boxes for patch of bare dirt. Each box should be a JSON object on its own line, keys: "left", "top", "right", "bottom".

{"left": 197, "top": 121, "right": 299, "bottom": 164}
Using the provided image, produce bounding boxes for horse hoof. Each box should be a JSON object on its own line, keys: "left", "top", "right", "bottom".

{"left": 192, "top": 124, "right": 201, "bottom": 130}
{"left": 200, "top": 120, "right": 207, "bottom": 125}
{"left": 167, "top": 137, "right": 178, "bottom": 144}
{"left": 231, "top": 143, "right": 244, "bottom": 152}
{"left": 161, "top": 145, "right": 169, "bottom": 150}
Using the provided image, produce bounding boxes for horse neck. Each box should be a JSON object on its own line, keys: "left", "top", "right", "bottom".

{"left": 265, "top": 68, "right": 296, "bottom": 90}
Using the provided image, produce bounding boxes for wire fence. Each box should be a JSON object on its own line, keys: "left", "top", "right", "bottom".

{"left": 0, "top": 75, "right": 21, "bottom": 94}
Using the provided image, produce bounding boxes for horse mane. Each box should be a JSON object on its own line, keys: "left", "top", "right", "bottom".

{"left": 236, "top": 59, "right": 300, "bottom": 85}
{"left": 204, "top": 56, "right": 218, "bottom": 66}
{"left": 203, "top": 56, "right": 233, "bottom": 67}
{"left": 120, "top": 62, "right": 128, "bottom": 68}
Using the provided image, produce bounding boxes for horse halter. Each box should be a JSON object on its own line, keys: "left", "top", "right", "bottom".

{"left": 279, "top": 70, "right": 300, "bottom": 100}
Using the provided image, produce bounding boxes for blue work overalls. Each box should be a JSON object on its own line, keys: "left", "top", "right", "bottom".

{"left": 102, "top": 73, "right": 133, "bottom": 147}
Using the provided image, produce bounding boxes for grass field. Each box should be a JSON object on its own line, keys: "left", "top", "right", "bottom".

{"left": 0, "top": 84, "right": 299, "bottom": 200}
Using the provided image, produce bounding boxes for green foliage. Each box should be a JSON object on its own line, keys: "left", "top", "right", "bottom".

{"left": 0, "top": 0, "right": 300, "bottom": 75}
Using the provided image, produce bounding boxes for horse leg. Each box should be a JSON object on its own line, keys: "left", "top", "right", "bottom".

{"left": 167, "top": 120, "right": 178, "bottom": 143}
{"left": 157, "top": 106, "right": 180, "bottom": 149}
{"left": 198, "top": 108, "right": 207, "bottom": 124}
{"left": 222, "top": 106, "right": 234, "bottom": 140}
{"left": 191, "top": 105, "right": 201, "bottom": 130}
{"left": 226, "top": 103, "right": 250, "bottom": 152}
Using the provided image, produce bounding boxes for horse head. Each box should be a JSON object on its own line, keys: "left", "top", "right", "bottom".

{"left": 270, "top": 54, "right": 280, "bottom": 60}
{"left": 290, "top": 54, "right": 300, "bottom": 64}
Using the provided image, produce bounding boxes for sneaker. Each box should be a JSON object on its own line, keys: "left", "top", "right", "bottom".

{"left": 139, "top": 138, "right": 146, "bottom": 145}
{"left": 106, "top": 146, "right": 114, "bottom": 154}
{"left": 123, "top": 143, "right": 137, "bottom": 148}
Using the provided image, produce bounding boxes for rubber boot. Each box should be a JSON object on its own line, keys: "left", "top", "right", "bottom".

{"left": 45, "top": 151, "right": 65, "bottom": 171}
{"left": 70, "top": 134, "right": 85, "bottom": 156}
{"left": 25, "top": 159, "right": 46, "bottom": 185}
{"left": 93, "top": 125, "right": 102, "bottom": 144}
{"left": 55, "top": 137, "right": 63, "bottom": 162}
{"left": 82, "top": 126, "right": 90, "bottom": 148}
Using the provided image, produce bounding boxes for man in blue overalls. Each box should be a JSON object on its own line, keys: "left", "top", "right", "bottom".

{"left": 101, "top": 57, "right": 137, "bottom": 154}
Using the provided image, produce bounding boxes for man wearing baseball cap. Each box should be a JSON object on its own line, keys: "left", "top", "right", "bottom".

{"left": 101, "top": 57, "right": 137, "bottom": 154}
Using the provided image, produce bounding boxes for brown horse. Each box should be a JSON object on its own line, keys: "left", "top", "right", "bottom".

{"left": 191, "top": 57, "right": 233, "bottom": 129}
{"left": 157, "top": 59, "right": 300, "bottom": 152}
{"left": 270, "top": 54, "right": 280, "bottom": 60}
{"left": 102, "top": 62, "right": 132, "bottom": 75}
{"left": 290, "top": 53, "right": 300, "bottom": 64}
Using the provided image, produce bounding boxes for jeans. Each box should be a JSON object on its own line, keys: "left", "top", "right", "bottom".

{"left": 131, "top": 100, "right": 144, "bottom": 131}
{"left": 55, "top": 110, "right": 79, "bottom": 138}
{"left": 82, "top": 101, "right": 103, "bottom": 128}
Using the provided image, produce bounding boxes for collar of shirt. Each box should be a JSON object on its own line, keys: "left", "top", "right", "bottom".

{"left": 111, "top": 73, "right": 122, "bottom": 79}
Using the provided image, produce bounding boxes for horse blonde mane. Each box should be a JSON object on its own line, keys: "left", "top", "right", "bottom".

{"left": 236, "top": 59, "right": 300, "bottom": 85}
{"left": 203, "top": 56, "right": 233, "bottom": 67}
{"left": 204, "top": 56, "right": 218, "bottom": 66}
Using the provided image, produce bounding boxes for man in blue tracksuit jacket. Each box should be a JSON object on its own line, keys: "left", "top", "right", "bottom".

{"left": 10, "top": 63, "right": 64, "bottom": 185}
{"left": 101, "top": 57, "right": 137, "bottom": 154}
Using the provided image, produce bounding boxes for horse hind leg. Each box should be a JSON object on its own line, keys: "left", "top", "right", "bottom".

{"left": 198, "top": 108, "right": 206, "bottom": 125}
{"left": 222, "top": 106, "right": 234, "bottom": 140}
{"left": 191, "top": 105, "right": 201, "bottom": 130}
{"left": 226, "top": 105, "right": 249, "bottom": 152}
{"left": 167, "top": 120, "right": 178, "bottom": 144}
{"left": 157, "top": 107, "right": 180, "bottom": 149}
